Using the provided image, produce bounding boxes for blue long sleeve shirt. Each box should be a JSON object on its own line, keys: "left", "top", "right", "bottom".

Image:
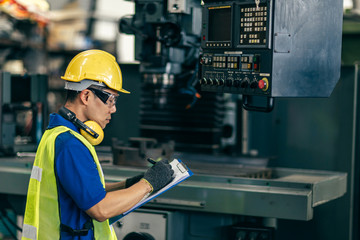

{"left": 48, "top": 113, "right": 106, "bottom": 239}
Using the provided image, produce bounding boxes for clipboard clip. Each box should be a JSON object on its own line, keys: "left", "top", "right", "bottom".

{"left": 176, "top": 160, "right": 189, "bottom": 173}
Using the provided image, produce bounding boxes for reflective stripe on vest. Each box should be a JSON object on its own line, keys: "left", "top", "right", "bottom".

{"left": 22, "top": 126, "right": 117, "bottom": 240}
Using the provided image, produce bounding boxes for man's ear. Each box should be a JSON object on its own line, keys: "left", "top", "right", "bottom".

{"left": 79, "top": 89, "right": 91, "bottom": 105}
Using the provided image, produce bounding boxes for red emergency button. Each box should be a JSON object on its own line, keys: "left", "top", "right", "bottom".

{"left": 258, "top": 80, "right": 265, "bottom": 89}
{"left": 258, "top": 78, "right": 269, "bottom": 91}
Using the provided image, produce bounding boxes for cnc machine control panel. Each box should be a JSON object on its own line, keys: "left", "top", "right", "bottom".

{"left": 199, "top": 0, "right": 343, "bottom": 98}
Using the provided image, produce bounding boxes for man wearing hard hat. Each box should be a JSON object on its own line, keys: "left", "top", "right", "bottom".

{"left": 21, "top": 50, "right": 174, "bottom": 239}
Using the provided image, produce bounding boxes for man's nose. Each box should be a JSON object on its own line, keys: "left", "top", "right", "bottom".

{"left": 110, "top": 104, "right": 116, "bottom": 113}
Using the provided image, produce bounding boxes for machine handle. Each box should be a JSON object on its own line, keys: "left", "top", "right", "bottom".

{"left": 242, "top": 95, "right": 275, "bottom": 112}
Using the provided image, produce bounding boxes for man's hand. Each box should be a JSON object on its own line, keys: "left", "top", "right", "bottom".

{"left": 143, "top": 159, "right": 174, "bottom": 192}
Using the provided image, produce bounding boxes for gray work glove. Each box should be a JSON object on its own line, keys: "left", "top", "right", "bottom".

{"left": 125, "top": 173, "right": 144, "bottom": 188}
{"left": 143, "top": 159, "right": 174, "bottom": 192}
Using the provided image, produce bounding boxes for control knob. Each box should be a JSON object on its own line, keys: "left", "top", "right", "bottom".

{"left": 250, "top": 81, "right": 258, "bottom": 89}
{"left": 225, "top": 80, "right": 233, "bottom": 87}
{"left": 233, "top": 80, "right": 240, "bottom": 87}
{"left": 200, "top": 78, "right": 207, "bottom": 85}
{"left": 240, "top": 80, "right": 249, "bottom": 88}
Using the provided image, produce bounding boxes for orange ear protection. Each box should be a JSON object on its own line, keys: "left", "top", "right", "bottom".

{"left": 58, "top": 107, "right": 104, "bottom": 145}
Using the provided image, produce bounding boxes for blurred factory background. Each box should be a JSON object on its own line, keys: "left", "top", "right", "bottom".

{"left": 0, "top": 0, "right": 359, "bottom": 239}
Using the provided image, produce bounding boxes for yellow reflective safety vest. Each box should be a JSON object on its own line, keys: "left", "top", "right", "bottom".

{"left": 22, "top": 126, "right": 117, "bottom": 240}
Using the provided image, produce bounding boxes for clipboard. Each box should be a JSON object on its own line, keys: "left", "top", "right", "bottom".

{"left": 110, "top": 158, "right": 193, "bottom": 224}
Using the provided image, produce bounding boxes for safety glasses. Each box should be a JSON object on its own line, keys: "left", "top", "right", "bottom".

{"left": 87, "top": 87, "right": 118, "bottom": 108}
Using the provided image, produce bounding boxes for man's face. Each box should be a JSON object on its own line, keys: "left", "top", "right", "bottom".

{"left": 86, "top": 88, "right": 119, "bottom": 129}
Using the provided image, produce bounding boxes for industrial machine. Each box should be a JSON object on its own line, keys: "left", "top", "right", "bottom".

{"left": 0, "top": 72, "right": 48, "bottom": 156}
{"left": 112, "top": 137, "right": 175, "bottom": 167}
{"left": 0, "top": 155, "right": 347, "bottom": 239}
{"left": 0, "top": 0, "right": 350, "bottom": 239}
{"left": 119, "top": 0, "right": 227, "bottom": 153}
{"left": 113, "top": 209, "right": 184, "bottom": 240}
{"left": 112, "top": 0, "right": 348, "bottom": 239}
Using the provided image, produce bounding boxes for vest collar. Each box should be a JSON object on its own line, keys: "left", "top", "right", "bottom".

{"left": 48, "top": 113, "right": 79, "bottom": 133}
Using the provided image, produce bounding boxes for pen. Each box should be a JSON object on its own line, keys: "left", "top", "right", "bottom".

{"left": 147, "top": 158, "right": 157, "bottom": 164}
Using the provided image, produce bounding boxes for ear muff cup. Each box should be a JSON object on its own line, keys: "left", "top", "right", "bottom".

{"left": 58, "top": 107, "right": 104, "bottom": 146}
{"left": 80, "top": 120, "right": 104, "bottom": 146}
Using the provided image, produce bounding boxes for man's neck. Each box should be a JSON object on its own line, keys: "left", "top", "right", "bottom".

{"left": 64, "top": 103, "right": 87, "bottom": 122}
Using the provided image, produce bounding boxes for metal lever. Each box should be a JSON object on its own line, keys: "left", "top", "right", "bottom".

{"left": 242, "top": 95, "right": 274, "bottom": 112}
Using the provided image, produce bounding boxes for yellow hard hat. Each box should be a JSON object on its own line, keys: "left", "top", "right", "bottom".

{"left": 61, "top": 49, "right": 130, "bottom": 94}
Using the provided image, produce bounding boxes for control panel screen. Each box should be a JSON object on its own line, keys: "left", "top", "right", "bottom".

{"left": 208, "top": 6, "right": 232, "bottom": 42}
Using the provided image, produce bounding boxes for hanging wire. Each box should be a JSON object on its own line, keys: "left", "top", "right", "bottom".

{"left": 179, "top": 61, "right": 202, "bottom": 109}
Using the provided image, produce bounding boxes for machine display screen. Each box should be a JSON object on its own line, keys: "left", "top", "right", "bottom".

{"left": 208, "top": 6, "right": 232, "bottom": 41}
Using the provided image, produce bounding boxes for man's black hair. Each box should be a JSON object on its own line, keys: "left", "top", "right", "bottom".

{"left": 65, "top": 90, "right": 80, "bottom": 103}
